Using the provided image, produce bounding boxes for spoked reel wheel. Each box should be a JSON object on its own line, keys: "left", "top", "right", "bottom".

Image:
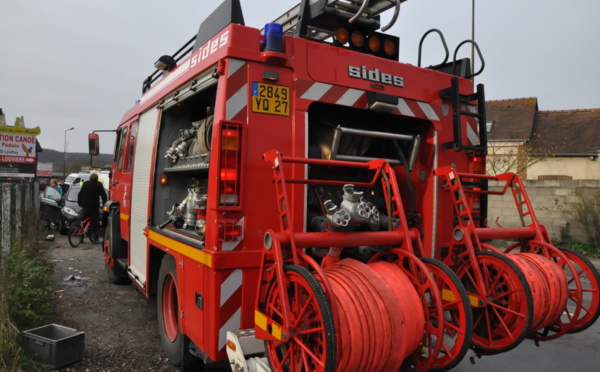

{"left": 505, "top": 241, "right": 590, "bottom": 340}
{"left": 262, "top": 265, "right": 336, "bottom": 372}
{"left": 457, "top": 250, "right": 533, "bottom": 354}
{"left": 559, "top": 247, "right": 600, "bottom": 333}
{"left": 421, "top": 258, "right": 473, "bottom": 372}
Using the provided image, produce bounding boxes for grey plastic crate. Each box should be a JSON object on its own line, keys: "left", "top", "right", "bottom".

{"left": 22, "top": 324, "right": 85, "bottom": 369}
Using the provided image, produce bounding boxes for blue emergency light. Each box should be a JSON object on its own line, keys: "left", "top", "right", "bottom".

{"left": 263, "top": 23, "right": 284, "bottom": 53}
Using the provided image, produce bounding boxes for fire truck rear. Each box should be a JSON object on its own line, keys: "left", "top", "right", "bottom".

{"left": 89, "top": 1, "right": 600, "bottom": 371}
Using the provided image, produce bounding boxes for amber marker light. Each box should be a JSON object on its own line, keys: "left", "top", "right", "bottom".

{"left": 384, "top": 38, "right": 396, "bottom": 56}
{"left": 159, "top": 173, "right": 168, "bottom": 186}
{"left": 369, "top": 34, "right": 381, "bottom": 53}
{"left": 351, "top": 30, "right": 365, "bottom": 49}
{"left": 336, "top": 27, "right": 349, "bottom": 45}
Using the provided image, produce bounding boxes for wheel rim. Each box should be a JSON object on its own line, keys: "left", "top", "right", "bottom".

{"left": 560, "top": 248, "right": 600, "bottom": 333}
{"left": 458, "top": 251, "right": 532, "bottom": 353}
{"left": 422, "top": 258, "right": 472, "bottom": 372}
{"left": 264, "top": 266, "right": 334, "bottom": 372}
{"left": 161, "top": 273, "right": 179, "bottom": 342}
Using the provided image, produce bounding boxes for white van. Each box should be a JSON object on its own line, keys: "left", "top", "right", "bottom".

{"left": 65, "top": 172, "right": 110, "bottom": 189}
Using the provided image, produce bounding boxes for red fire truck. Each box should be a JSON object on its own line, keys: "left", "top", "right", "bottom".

{"left": 89, "top": 1, "right": 600, "bottom": 371}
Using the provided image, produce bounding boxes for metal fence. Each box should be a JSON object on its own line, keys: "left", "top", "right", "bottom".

{"left": 0, "top": 181, "right": 40, "bottom": 253}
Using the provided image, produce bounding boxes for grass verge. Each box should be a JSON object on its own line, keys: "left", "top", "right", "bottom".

{"left": 1, "top": 231, "right": 53, "bottom": 372}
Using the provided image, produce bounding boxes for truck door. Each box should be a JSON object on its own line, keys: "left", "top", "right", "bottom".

{"left": 111, "top": 120, "right": 138, "bottom": 242}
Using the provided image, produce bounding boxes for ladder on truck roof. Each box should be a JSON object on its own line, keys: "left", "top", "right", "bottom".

{"left": 272, "top": 0, "right": 404, "bottom": 38}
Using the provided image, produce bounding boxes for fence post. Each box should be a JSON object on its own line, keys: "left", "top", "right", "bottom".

{"left": 1, "top": 183, "right": 13, "bottom": 253}
{"left": 15, "top": 183, "right": 23, "bottom": 247}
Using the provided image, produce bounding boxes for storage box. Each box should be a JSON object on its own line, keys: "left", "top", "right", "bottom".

{"left": 22, "top": 324, "right": 85, "bottom": 369}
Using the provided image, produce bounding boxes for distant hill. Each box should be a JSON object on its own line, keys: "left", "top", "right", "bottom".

{"left": 38, "top": 149, "right": 113, "bottom": 175}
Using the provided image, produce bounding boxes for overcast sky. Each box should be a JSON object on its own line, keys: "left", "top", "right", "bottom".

{"left": 1, "top": 0, "right": 599, "bottom": 154}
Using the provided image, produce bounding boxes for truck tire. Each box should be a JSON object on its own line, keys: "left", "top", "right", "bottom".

{"left": 157, "top": 254, "right": 184, "bottom": 367}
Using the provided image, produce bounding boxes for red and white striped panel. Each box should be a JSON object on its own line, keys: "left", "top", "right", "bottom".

{"left": 463, "top": 104, "right": 480, "bottom": 146}
{"left": 296, "top": 79, "right": 443, "bottom": 122}
{"left": 226, "top": 59, "right": 249, "bottom": 122}
{"left": 218, "top": 268, "right": 243, "bottom": 352}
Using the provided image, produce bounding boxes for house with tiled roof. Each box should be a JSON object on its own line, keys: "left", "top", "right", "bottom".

{"left": 485, "top": 98, "right": 600, "bottom": 243}
{"left": 486, "top": 98, "right": 600, "bottom": 180}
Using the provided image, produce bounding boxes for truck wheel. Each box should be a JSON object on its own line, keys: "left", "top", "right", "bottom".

{"left": 157, "top": 254, "right": 184, "bottom": 367}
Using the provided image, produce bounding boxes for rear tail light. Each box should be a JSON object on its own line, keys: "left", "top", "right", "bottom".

{"left": 219, "top": 123, "right": 242, "bottom": 207}
{"left": 473, "top": 156, "right": 485, "bottom": 174}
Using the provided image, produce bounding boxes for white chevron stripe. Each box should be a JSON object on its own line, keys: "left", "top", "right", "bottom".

{"left": 226, "top": 84, "right": 247, "bottom": 120}
{"left": 396, "top": 98, "right": 415, "bottom": 117}
{"left": 221, "top": 269, "right": 243, "bottom": 307}
{"left": 467, "top": 121, "right": 479, "bottom": 146}
{"left": 301, "top": 82, "right": 332, "bottom": 101}
{"left": 228, "top": 58, "right": 245, "bottom": 78}
{"left": 219, "top": 307, "right": 241, "bottom": 350}
{"left": 337, "top": 89, "right": 364, "bottom": 107}
{"left": 418, "top": 102, "right": 440, "bottom": 121}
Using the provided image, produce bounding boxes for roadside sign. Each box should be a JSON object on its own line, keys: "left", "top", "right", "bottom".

{"left": 0, "top": 113, "right": 41, "bottom": 178}
{"left": 37, "top": 162, "right": 53, "bottom": 177}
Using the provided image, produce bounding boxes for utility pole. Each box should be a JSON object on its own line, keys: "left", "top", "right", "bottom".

{"left": 64, "top": 127, "right": 74, "bottom": 178}
{"left": 472, "top": 0, "right": 475, "bottom": 82}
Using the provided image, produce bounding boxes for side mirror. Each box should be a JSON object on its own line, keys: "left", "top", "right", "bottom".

{"left": 88, "top": 133, "right": 99, "bottom": 156}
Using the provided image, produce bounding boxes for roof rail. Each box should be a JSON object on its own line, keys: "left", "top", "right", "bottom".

{"left": 142, "top": 35, "right": 196, "bottom": 94}
{"left": 271, "top": 0, "right": 403, "bottom": 38}
{"left": 142, "top": 0, "right": 244, "bottom": 94}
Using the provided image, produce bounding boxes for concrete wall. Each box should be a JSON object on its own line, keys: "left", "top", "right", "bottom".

{"left": 487, "top": 179, "right": 600, "bottom": 244}
{"left": 529, "top": 157, "right": 600, "bottom": 180}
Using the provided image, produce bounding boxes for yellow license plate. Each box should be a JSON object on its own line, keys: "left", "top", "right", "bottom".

{"left": 251, "top": 82, "right": 290, "bottom": 116}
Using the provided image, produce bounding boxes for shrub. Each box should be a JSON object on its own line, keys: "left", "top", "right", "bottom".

{"left": 566, "top": 190, "right": 600, "bottom": 248}
{"left": 0, "top": 239, "right": 52, "bottom": 371}
{"left": 5, "top": 244, "right": 53, "bottom": 329}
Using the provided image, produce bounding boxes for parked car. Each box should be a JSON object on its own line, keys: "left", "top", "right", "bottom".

{"left": 41, "top": 185, "right": 105, "bottom": 234}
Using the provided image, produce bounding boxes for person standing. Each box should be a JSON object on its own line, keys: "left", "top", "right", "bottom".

{"left": 47, "top": 179, "right": 63, "bottom": 197}
{"left": 77, "top": 173, "right": 107, "bottom": 243}
{"left": 59, "top": 179, "right": 70, "bottom": 195}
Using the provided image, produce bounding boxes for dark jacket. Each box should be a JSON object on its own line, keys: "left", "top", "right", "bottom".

{"left": 78, "top": 179, "right": 107, "bottom": 208}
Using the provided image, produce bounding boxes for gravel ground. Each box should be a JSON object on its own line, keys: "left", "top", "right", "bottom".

{"left": 46, "top": 234, "right": 179, "bottom": 372}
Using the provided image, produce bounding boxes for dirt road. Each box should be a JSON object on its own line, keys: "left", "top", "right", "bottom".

{"left": 47, "top": 234, "right": 178, "bottom": 371}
